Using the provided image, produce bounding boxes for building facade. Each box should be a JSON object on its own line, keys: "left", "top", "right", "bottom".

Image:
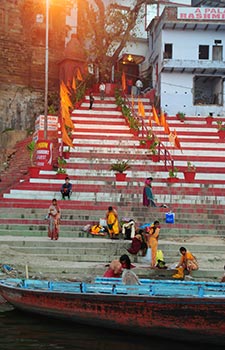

{"left": 147, "top": 6, "right": 225, "bottom": 116}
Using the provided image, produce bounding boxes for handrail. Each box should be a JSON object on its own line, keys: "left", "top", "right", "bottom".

{"left": 122, "top": 92, "right": 174, "bottom": 171}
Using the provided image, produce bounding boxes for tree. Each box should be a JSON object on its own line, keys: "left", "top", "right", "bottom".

{"left": 77, "top": 0, "right": 147, "bottom": 80}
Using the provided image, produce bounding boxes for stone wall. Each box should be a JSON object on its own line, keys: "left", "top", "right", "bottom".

{"left": 0, "top": 0, "right": 68, "bottom": 133}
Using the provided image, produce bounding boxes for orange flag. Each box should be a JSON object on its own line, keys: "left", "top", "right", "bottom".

{"left": 174, "top": 129, "right": 182, "bottom": 151}
{"left": 152, "top": 105, "right": 160, "bottom": 125}
{"left": 61, "top": 119, "right": 74, "bottom": 148}
{"left": 122, "top": 71, "right": 126, "bottom": 91}
{"left": 148, "top": 115, "right": 152, "bottom": 128}
{"left": 138, "top": 99, "right": 145, "bottom": 118}
{"left": 160, "top": 110, "right": 170, "bottom": 134}
{"left": 61, "top": 104, "right": 74, "bottom": 130}
{"left": 77, "top": 68, "right": 83, "bottom": 81}
{"left": 60, "top": 81, "right": 73, "bottom": 108}
{"left": 72, "top": 76, "right": 76, "bottom": 91}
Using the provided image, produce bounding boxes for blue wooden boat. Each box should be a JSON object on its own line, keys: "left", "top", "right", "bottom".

{"left": 0, "top": 278, "right": 224, "bottom": 345}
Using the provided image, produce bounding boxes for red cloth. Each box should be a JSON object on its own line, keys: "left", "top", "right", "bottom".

{"left": 103, "top": 268, "right": 121, "bottom": 278}
{"left": 127, "top": 237, "right": 142, "bottom": 255}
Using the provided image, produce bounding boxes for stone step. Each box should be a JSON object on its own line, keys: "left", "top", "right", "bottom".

{"left": 1, "top": 236, "right": 224, "bottom": 281}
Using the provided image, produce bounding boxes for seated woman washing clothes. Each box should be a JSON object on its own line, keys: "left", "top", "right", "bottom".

{"left": 106, "top": 206, "right": 120, "bottom": 239}
{"left": 120, "top": 254, "right": 140, "bottom": 285}
{"left": 103, "top": 259, "right": 122, "bottom": 278}
{"left": 127, "top": 230, "right": 148, "bottom": 256}
{"left": 176, "top": 246, "right": 199, "bottom": 275}
{"left": 103, "top": 255, "right": 139, "bottom": 284}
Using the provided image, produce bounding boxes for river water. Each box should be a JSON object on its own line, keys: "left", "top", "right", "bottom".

{"left": 0, "top": 303, "right": 223, "bottom": 350}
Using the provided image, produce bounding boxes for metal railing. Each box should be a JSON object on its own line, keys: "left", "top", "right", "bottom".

{"left": 122, "top": 92, "right": 174, "bottom": 171}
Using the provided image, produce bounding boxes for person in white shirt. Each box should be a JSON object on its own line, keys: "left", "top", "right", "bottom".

{"left": 99, "top": 82, "right": 106, "bottom": 100}
{"left": 135, "top": 78, "right": 143, "bottom": 96}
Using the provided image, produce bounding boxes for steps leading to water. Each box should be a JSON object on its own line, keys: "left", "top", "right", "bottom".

{"left": 0, "top": 237, "right": 224, "bottom": 281}
{"left": 0, "top": 94, "right": 225, "bottom": 281}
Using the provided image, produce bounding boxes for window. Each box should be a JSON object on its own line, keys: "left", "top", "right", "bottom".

{"left": 199, "top": 45, "right": 209, "bottom": 59}
{"left": 212, "top": 45, "right": 223, "bottom": 61}
{"left": 164, "top": 44, "right": 173, "bottom": 59}
{"left": 194, "top": 76, "right": 223, "bottom": 106}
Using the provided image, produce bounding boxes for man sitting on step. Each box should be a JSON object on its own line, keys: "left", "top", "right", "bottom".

{"left": 60, "top": 176, "right": 72, "bottom": 200}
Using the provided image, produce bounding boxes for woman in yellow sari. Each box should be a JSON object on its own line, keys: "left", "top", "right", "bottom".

{"left": 147, "top": 220, "right": 160, "bottom": 268}
{"left": 106, "top": 206, "right": 120, "bottom": 239}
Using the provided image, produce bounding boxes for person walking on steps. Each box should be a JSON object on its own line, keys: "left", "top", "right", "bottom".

{"left": 135, "top": 78, "right": 143, "bottom": 97}
{"left": 99, "top": 82, "right": 106, "bottom": 100}
{"left": 143, "top": 177, "right": 157, "bottom": 207}
{"left": 89, "top": 92, "right": 94, "bottom": 109}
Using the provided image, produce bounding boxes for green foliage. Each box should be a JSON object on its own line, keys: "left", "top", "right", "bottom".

{"left": 168, "top": 167, "right": 179, "bottom": 178}
{"left": 216, "top": 120, "right": 225, "bottom": 130}
{"left": 110, "top": 160, "right": 131, "bottom": 173}
{"left": 187, "top": 161, "right": 196, "bottom": 172}
{"left": 77, "top": 0, "right": 144, "bottom": 79}
{"left": 26, "top": 140, "right": 36, "bottom": 166}
{"left": 75, "top": 83, "right": 86, "bottom": 103}
{"left": 57, "top": 156, "right": 67, "bottom": 174}
{"left": 149, "top": 140, "right": 159, "bottom": 155}
{"left": 128, "top": 116, "right": 139, "bottom": 131}
{"left": 176, "top": 112, "right": 186, "bottom": 120}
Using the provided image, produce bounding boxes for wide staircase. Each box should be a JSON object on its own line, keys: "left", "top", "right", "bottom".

{"left": 0, "top": 94, "right": 225, "bottom": 281}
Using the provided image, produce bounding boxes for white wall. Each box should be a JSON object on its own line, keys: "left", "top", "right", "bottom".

{"left": 162, "top": 29, "right": 225, "bottom": 61}
{"left": 161, "top": 72, "right": 225, "bottom": 116}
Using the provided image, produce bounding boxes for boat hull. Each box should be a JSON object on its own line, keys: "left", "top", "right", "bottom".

{"left": 0, "top": 282, "right": 224, "bottom": 345}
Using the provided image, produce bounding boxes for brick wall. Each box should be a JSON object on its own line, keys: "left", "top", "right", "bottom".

{"left": 0, "top": 0, "right": 68, "bottom": 132}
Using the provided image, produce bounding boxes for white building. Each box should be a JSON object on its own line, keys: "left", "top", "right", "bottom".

{"left": 147, "top": 6, "right": 225, "bottom": 116}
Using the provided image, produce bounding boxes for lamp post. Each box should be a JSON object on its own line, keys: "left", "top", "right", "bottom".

{"left": 44, "top": 0, "right": 49, "bottom": 140}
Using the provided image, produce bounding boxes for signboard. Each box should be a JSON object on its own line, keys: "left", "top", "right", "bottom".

{"left": 36, "top": 140, "right": 53, "bottom": 168}
{"left": 35, "top": 115, "right": 58, "bottom": 131}
{"left": 33, "top": 115, "right": 59, "bottom": 143}
{"left": 177, "top": 7, "right": 225, "bottom": 20}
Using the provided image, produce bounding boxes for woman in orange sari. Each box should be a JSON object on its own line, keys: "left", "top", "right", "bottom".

{"left": 147, "top": 220, "right": 160, "bottom": 268}
{"left": 106, "top": 206, "right": 120, "bottom": 239}
{"left": 176, "top": 246, "right": 198, "bottom": 274}
{"left": 47, "top": 198, "right": 61, "bottom": 240}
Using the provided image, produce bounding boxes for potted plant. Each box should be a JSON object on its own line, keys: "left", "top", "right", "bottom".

{"left": 176, "top": 112, "right": 186, "bottom": 122}
{"left": 140, "top": 130, "right": 155, "bottom": 149}
{"left": 110, "top": 160, "right": 131, "bottom": 181}
{"left": 183, "top": 161, "right": 196, "bottom": 182}
{"left": 216, "top": 121, "right": 225, "bottom": 140}
{"left": 26, "top": 140, "right": 40, "bottom": 177}
{"left": 205, "top": 113, "right": 213, "bottom": 126}
{"left": 115, "top": 94, "right": 124, "bottom": 111}
{"left": 129, "top": 117, "right": 140, "bottom": 136}
{"left": 167, "top": 167, "right": 179, "bottom": 183}
{"left": 56, "top": 156, "right": 68, "bottom": 178}
{"left": 149, "top": 140, "right": 160, "bottom": 162}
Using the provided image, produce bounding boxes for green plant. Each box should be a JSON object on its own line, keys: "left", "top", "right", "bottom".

{"left": 115, "top": 93, "right": 124, "bottom": 107}
{"left": 129, "top": 116, "right": 139, "bottom": 131}
{"left": 176, "top": 112, "right": 186, "bottom": 120}
{"left": 140, "top": 139, "right": 147, "bottom": 145}
{"left": 122, "top": 105, "right": 131, "bottom": 118}
{"left": 110, "top": 160, "right": 131, "bottom": 173}
{"left": 216, "top": 120, "right": 225, "bottom": 130}
{"left": 149, "top": 140, "right": 159, "bottom": 155}
{"left": 168, "top": 167, "right": 179, "bottom": 178}
{"left": 187, "top": 161, "right": 196, "bottom": 172}
{"left": 26, "top": 140, "right": 36, "bottom": 166}
{"left": 57, "top": 156, "right": 67, "bottom": 174}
